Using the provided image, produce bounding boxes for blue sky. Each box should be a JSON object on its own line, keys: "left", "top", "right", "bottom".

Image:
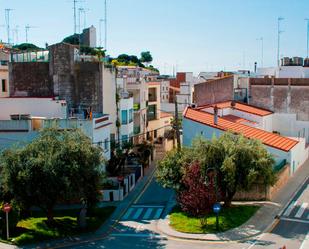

{"left": 1, "top": 0, "right": 309, "bottom": 74}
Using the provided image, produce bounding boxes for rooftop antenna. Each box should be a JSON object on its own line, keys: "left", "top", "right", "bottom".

{"left": 12, "top": 25, "right": 19, "bottom": 44}
{"left": 25, "top": 25, "right": 37, "bottom": 43}
{"left": 256, "top": 37, "right": 264, "bottom": 67}
{"left": 305, "top": 18, "right": 309, "bottom": 58}
{"left": 78, "top": 7, "right": 84, "bottom": 33}
{"left": 104, "top": 0, "right": 107, "bottom": 49}
{"left": 99, "top": 18, "right": 104, "bottom": 47}
{"left": 71, "top": 0, "right": 84, "bottom": 34}
{"left": 5, "top": 9, "right": 13, "bottom": 44}
{"left": 277, "top": 17, "right": 284, "bottom": 67}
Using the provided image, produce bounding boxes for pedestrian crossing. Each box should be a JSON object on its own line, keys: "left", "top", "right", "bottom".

{"left": 121, "top": 205, "right": 165, "bottom": 221}
{"left": 283, "top": 201, "right": 308, "bottom": 220}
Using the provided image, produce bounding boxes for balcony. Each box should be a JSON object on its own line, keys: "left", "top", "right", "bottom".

{"left": 134, "top": 126, "right": 141, "bottom": 135}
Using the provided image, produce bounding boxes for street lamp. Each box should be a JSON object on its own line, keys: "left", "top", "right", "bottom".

{"left": 204, "top": 167, "right": 221, "bottom": 230}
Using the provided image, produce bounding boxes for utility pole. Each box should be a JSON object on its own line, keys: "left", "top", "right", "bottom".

{"left": 257, "top": 37, "right": 264, "bottom": 67}
{"left": 5, "top": 9, "right": 13, "bottom": 44}
{"left": 174, "top": 100, "right": 181, "bottom": 151}
{"left": 277, "top": 17, "right": 284, "bottom": 67}
{"left": 305, "top": 18, "right": 309, "bottom": 58}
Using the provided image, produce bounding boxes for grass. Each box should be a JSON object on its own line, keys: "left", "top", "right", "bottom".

{"left": 2, "top": 206, "right": 115, "bottom": 246}
{"left": 169, "top": 205, "right": 259, "bottom": 234}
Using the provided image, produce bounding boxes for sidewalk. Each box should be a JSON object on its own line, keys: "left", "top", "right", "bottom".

{"left": 157, "top": 159, "right": 309, "bottom": 242}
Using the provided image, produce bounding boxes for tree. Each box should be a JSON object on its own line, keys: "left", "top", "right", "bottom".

{"left": 63, "top": 34, "right": 80, "bottom": 45}
{"left": 140, "top": 51, "right": 153, "bottom": 64}
{"left": 156, "top": 133, "right": 276, "bottom": 208}
{"left": 178, "top": 162, "right": 216, "bottom": 219}
{"left": 0, "top": 128, "right": 104, "bottom": 224}
{"left": 13, "top": 43, "right": 41, "bottom": 51}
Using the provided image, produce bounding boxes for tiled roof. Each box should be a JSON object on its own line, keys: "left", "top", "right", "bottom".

{"left": 222, "top": 114, "right": 257, "bottom": 125}
{"left": 160, "top": 112, "right": 173, "bottom": 119}
{"left": 198, "top": 101, "right": 273, "bottom": 116}
{"left": 148, "top": 81, "right": 160, "bottom": 86}
{"left": 184, "top": 107, "right": 298, "bottom": 152}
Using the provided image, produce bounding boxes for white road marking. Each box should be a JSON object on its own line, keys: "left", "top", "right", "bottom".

{"left": 153, "top": 208, "right": 163, "bottom": 219}
{"left": 142, "top": 208, "right": 153, "bottom": 220}
{"left": 300, "top": 232, "right": 309, "bottom": 249}
{"left": 132, "top": 208, "right": 143, "bottom": 219}
{"left": 110, "top": 233, "right": 165, "bottom": 238}
{"left": 283, "top": 200, "right": 298, "bottom": 216}
{"left": 123, "top": 208, "right": 134, "bottom": 220}
{"left": 295, "top": 203, "right": 308, "bottom": 218}
{"left": 132, "top": 205, "right": 164, "bottom": 208}
{"left": 280, "top": 217, "right": 309, "bottom": 224}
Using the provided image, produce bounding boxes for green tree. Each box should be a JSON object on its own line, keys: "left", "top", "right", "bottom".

{"left": 62, "top": 34, "right": 80, "bottom": 45}
{"left": 0, "top": 128, "right": 104, "bottom": 224}
{"left": 13, "top": 43, "right": 41, "bottom": 51}
{"left": 156, "top": 133, "right": 276, "bottom": 207}
{"left": 140, "top": 51, "right": 153, "bottom": 64}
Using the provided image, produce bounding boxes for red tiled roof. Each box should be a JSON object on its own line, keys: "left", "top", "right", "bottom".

{"left": 160, "top": 112, "right": 173, "bottom": 119}
{"left": 198, "top": 101, "right": 273, "bottom": 116}
{"left": 148, "top": 81, "right": 160, "bottom": 86}
{"left": 184, "top": 108, "right": 298, "bottom": 152}
{"left": 222, "top": 114, "right": 257, "bottom": 125}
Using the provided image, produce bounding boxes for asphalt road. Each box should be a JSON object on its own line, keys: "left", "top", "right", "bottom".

{"left": 62, "top": 174, "right": 309, "bottom": 249}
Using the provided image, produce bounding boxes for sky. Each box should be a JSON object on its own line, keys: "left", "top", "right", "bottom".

{"left": 1, "top": 0, "right": 309, "bottom": 75}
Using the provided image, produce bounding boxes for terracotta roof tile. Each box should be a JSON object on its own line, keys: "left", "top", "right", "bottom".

{"left": 184, "top": 108, "right": 298, "bottom": 152}
{"left": 198, "top": 101, "right": 273, "bottom": 116}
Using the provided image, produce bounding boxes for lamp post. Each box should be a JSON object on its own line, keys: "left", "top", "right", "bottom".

{"left": 205, "top": 167, "right": 221, "bottom": 230}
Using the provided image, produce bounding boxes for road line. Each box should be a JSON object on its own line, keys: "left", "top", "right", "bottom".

{"left": 132, "top": 205, "right": 164, "bottom": 208}
{"left": 283, "top": 200, "right": 298, "bottom": 216}
{"left": 122, "top": 207, "right": 134, "bottom": 220}
{"left": 142, "top": 208, "right": 153, "bottom": 219}
{"left": 280, "top": 217, "right": 309, "bottom": 224}
{"left": 153, "top": 208, "right": 163, "bottom": 219}
{"left": 132, "top": 208, "right": 143, "bottom": 219}
{"left": 295, "top": 202, "right": 308, "bottom": 218}
{"left": 110, "top": 233, "right": 165, "bottom": 238}
{"left": 300, "top": 232, "right": 309, "bottom": 249}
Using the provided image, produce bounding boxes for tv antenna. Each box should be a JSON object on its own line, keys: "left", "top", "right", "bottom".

{"left": 5, "top": 9, "right": 13, "bottom": 44}
{"left": 277, "top": 17, "right": 284, "bottom": 66}
{"left": 25, "top": 25, "right": 37, "bottom": 43}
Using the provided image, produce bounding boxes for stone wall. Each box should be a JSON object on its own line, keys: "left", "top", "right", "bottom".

{"left": 9, "top": 62, "right": 52, "bottom": 97}
{"left": 250, "top": 78, "right": 309, "bottom": 121}
{"left": 233, "top": 165, "right": 290, "bottom": 201}
{"left": 194, "top": 76, "right": 233, "bottom": 106}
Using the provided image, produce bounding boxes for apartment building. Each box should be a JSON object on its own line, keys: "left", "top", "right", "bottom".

{"left": 0, "top": 50, "right": 9, "bottom": 97}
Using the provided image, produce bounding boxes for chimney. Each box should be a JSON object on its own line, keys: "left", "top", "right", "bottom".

{"left": 214, "top": 105, "right": 218, "bottom": 125}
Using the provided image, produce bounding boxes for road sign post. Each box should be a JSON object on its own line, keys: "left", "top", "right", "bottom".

{"left": 213, "top": 203, "right": 221, "bottom": 231}
{"left": 3, "top": 203, "right": 12, "bottom": 240}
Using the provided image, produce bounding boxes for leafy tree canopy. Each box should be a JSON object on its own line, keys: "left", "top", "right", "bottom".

{"left": 156, "top": 133, "right": 276, "bottom": 207}
{"left": 13, "top": 43, "right": 42, "bottom": 51}
{"left": 140, "top": 51, "right": 153, "bottom": 63}
{"left": 0, "top": 128, "right": 105, "bottom": 223}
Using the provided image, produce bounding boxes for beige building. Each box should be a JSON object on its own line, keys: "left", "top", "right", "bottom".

{"left": 0, "top": 51, "right": 9, "bottom": 97}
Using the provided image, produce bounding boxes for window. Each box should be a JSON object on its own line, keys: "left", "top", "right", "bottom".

{"left": 122, "top": 135, "right": 128, "bottom": 142}
{"left": 129, "top": 109, "right": 133, "bottom": 123}
{"left": 121, "top": 110, "right": 128, "bottom": 124}
{"left": 104, "top": 138, "right": 109, "bottom": 151}
{"left": 2, "top": 79, "right": 6, "bottom": 92}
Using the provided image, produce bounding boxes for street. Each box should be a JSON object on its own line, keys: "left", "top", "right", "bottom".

{"left": 60, "top": 175, "right": 309, "bottom": 249}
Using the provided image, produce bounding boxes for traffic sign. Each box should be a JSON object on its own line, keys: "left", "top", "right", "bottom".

{"left": 3, "top": 203, "right": 12, "bottom": 213}
{"left": 213, "top": 203, "right": 221, "bottom": 214}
